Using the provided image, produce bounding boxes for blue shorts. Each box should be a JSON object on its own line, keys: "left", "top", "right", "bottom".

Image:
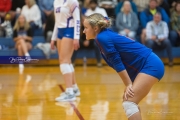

{"left": 140, "top": 52, "right": 164, "bottom": 81}
{"left": 58, "top": 27, "right": 74, "bottom": 39}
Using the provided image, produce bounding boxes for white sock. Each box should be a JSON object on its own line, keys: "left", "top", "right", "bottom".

{"left": 25, "top": 52, "right": 30, "bottom": 57}
{"left": 19, "top": 64, "right": 24, "bottom": 74}
{"left": 66, "top": 88, "right": 74, "bottom": 95}
{"left": 19, "top": 64, "right": 24, "bottom": 68}
{"left": 73, "top": 84, "right": 78, "bottom": 90}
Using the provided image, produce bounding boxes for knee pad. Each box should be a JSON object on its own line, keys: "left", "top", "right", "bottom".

{"left": 60, "top": 64, "right": 73, "bottom": 74}
{"left": 70, "top": 64, "right": 74, "bottom": 72}
{"left": 122, "top": 101, "right": 139, "bottom": 118}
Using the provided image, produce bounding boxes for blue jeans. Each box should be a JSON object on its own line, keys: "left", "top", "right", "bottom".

{"left": 30, "top": 22, "right": 39, "bottom": 31}
{"left": 169, "top": 30, "right": 180, "bottom": 46}
{"left": 145, "top": 39, "right": 173, "bottom": 62}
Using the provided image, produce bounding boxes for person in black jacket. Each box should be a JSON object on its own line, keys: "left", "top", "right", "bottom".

{"left": 157, "top": 0, "right": 170, "bottom": 17}
{"left": 10, "top": 0, "right": 25, "bottom": 26}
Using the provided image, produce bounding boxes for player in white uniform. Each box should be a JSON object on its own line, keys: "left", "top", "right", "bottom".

{"left": 51, "top": 0, "right": 81, "bottom": 102}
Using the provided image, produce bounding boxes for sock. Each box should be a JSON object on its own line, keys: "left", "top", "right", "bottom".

{"left": 25, "top": 52, "right": 30, "bottom": 57}
{"left": 73, "top": 84, "right": 78, "bottom": 90}
{"left": 19, "top": 64, "right": 24, "bottom": 74}
{"left": 19, "top": 64, "right": 24, "bottom": 68}
{"left": 66, "top": 88, "right": 74, "bottom": 95}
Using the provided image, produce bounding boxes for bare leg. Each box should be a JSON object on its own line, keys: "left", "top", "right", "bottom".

{"left": 17, "top": 45, "right": 23, "bottom": 56}
{"left": 72, "top": 72, "right": 76, "bottom": 85}
{"left": 123, "top": 73, "right": 158, "bottom": 120}
{"left": 57, "top": 38, "right": 74, "bottom": 89}
{"left": 18, "top": 39, "right": 29, "bottom": 55}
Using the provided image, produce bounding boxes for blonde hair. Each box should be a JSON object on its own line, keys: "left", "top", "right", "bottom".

{"left": 13, "top": 15, "right": 30, "bottom": 31}
{"left": 121, "top": 1, "right": 132, "bottom": 12}
{"left": 85, "top": 13, "right": 111, "bottom": 30}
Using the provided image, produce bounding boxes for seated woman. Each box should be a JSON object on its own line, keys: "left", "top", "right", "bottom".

{"left": 21, "top": 0, "right": 42, "bottom": 33}
{"left": 13, "top": 15, "right": 33, "bottom": 70}
{"left": 116, "top": 0, "right": 139, "bottom": 39}
{"left": 169, "top": 1, "right": 180, "bottom": 46}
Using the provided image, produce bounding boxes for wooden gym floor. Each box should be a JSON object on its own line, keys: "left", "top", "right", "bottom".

{"left": 0, "top": 65, "right": 179, "bottom": 120}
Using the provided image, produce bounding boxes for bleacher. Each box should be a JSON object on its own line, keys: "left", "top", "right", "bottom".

{"left": 0, "top": 36, "right": 180, "bottom": 65}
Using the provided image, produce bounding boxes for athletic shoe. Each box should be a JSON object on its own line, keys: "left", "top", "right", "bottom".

{"left": 55, "top": 92, "right": 76, "bottom": 102}
{"left": 74, "top": 89, "right": 81, "bottom": 96}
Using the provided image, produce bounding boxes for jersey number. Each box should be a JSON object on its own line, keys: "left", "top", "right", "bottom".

{"left": 56, "top": 7, "right": 61, "bottom": 13}
{"left": 76, "top": 20, "right": 80, "bottom": 32}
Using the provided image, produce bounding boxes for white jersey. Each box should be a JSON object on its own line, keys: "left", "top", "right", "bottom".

{"left": 51, "top": 0, "right": 80, "bottom": 40}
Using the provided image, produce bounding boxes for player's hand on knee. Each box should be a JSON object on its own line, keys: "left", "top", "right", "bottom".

{"left": 51, "top": 40, "right": 55, "bottom": 50}
{"left": 74, "top": 39, "right": 80, "bottom": 50}
{"left": 124, "top": 84, "right": 134, "bottom": 100}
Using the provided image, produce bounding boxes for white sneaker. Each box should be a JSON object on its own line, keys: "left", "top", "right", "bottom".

{"left": 59, "top": 89, "right": 80, "bottom": 97}
{"left": 74, "top": 89, "right": 81, "bottom": 96}
{"left": 55, "top": 92, "right": 76, "bottom": 102}
{"left": 56, "top": 92, "right": 67, "bottom": 101}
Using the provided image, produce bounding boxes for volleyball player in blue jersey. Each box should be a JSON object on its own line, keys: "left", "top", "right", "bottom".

{"left": 83, "top": 13, "right": 164, "bottom": 120}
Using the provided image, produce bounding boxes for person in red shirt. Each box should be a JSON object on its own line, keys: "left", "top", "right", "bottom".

{"left": 0, "top": 0, "right": 12, "bottom": 22}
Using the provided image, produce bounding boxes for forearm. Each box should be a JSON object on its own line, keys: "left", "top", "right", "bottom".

{"left": 118, "top": 70, "right": 132, "bottom": 86}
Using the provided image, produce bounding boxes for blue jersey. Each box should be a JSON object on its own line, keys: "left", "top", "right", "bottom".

{"left": 95, "top": 29, "right": 152, "bottom": 81}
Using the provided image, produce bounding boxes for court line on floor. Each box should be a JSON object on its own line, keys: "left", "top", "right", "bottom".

{"left": 59, "top": 85, "right": 85, "bottom": 120}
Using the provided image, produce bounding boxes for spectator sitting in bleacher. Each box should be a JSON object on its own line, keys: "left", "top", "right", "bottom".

{"left": 13, "top": 15, "right": 33, "bottom": 70}
{"left": 34, "top": 12, "right": 56, "bottom": 59}
{"left": 115, "top": 0, "right": 138, "bottom": 16}
{"left": 0, "top": 13, "right": 13, "bottom": 38}
{"left": 38, "top": 0, "right": 54, "bottom": 24}
{"left": 85, "top": 0, "right": 108, "bottom": 17}
{"left": 98, "top": 0, "right": 117, "bottom": 17}
{"left": 116, "top": 0, "right": 139, "bottom": 39}
{"left": 169, "top": 1, "right": 180, "bottom": 47}
{"left": 140, "top": 0, "right": 169, "bottom": 44}
{"left": 44, "top": 12, "right": 54, "bottom": 43}
{"left": 21, "top": 0, "right": 42, "bottom": 33}
{"left": 0, "top": 0, "right": 11, "bottom": 22}
{"left": 10, "top": 0, "right": 25, "bottom": 26}
{"left": 145, "top": 12, "right": 173, "bottom": 66}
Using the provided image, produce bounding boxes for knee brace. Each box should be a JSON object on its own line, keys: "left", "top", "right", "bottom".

{"left": 60, "top": 64, "right": 73, "bottom": 74}
{"left": 70, "top": 64, "right": 74, "bottom": 72}
{"left": 122, "top": 101, "right": 139, "bottom": 118}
